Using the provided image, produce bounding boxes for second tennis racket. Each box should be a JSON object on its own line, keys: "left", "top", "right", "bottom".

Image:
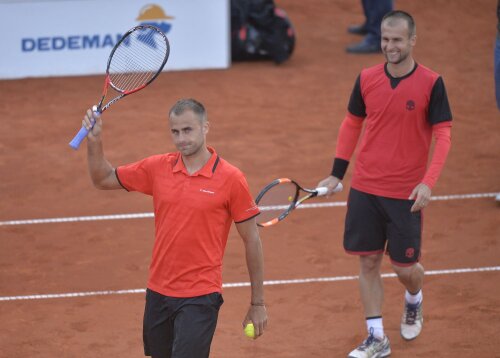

{"left": 255, "top": 178, "right": 343, "bottom": 227}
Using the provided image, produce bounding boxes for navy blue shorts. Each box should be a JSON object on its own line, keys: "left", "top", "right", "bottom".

{"left": 143, "top": 289, "right": 224, "bottom": 358}
{"left": 344, "top": 188, "right": 422, "bottom": 266}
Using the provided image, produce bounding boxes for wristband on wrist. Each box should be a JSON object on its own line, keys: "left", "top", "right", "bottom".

{"left": 331, "top": 158, "right": 349, "bottom": 180}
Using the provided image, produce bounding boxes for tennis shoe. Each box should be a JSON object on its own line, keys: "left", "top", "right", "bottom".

{"left": 347, "top": 23, "right": 368, "bottom": 35}
{"left": 347, "top": 329, "right": 391, "bottom": 358}
{"left": 346, "top": 37, "right": 381, "bottom": 54}
{"left": 400, "top": 300, "right": 423, "bottom": 340}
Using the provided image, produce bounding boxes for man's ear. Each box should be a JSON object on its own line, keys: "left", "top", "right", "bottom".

{"left": 410, "top": 34, "right": 417, "bottom": 47}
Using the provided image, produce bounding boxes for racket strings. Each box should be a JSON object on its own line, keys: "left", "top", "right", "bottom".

{"left": 109, "top": 28, "right": 168, "bottom": 92}
{"left": 256, "top": 182, "right": 298, "bottom": 224}
{"left": 111, "top": 50, "right": 165, "bottom": 90}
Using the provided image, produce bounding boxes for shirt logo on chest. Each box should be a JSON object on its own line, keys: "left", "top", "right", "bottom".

{"left": 199, "top": 188, "right": 215, "bottom": 195}
{"left": 406, "top": 100, "right": 416, "bottom": 111}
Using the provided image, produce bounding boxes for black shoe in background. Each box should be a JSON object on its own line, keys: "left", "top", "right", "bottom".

{"left": 347, "top": 23, "right": 368, "bottom": 35}
{"left": 346, "top": 37, "right": 381, "bottom": 54}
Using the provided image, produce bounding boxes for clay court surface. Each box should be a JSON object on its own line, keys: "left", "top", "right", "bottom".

{"left": 1, "top": 0, "right": 499, "bottom": 357}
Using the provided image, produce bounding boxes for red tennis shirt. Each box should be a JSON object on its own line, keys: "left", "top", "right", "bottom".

{"left": 116, "top": 147, "right": 260, "bottom": 297}
{"left": 344, "top": 63, "right": 453, "bottom": 199}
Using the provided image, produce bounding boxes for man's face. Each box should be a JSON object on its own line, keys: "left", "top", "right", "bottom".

{"left": 169, "top": 110, "right": 208, "bottom": 157}
{"left": 381, "top": 19, "right": 416, "bottom": 65}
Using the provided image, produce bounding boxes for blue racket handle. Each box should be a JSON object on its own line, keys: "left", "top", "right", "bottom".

{"left": 69, "top": 108, "right": 99, "bottom": 150}
{"left": 69, "top": 126, "right": 90, "bottom": 150}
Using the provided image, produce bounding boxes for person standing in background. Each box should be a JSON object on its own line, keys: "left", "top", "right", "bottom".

{"left": 495, "top": 0, "right": 500, "bottom": 109}
{"left": 495, "top": 1, "right": 500, "bottom": 203}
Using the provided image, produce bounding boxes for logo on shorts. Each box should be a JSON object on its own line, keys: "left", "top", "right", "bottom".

{"left": 405, "top": 248, "right": 415, "bottom": 258}
{"left": 406, "top": 100, "right": 416, "bottom": 111}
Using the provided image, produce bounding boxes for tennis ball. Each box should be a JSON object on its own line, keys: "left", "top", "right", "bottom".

{"left": 244, "top": 323, "right": 255, "bottom": 339}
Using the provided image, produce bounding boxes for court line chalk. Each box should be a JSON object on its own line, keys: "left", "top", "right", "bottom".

{"left": 0, "top": 192, "right": 498, "bottom": 226}
{"left": 1, "top": 265, "right": 499, "bottom": 302}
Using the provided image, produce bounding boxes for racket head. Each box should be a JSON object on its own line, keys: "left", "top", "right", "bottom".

{"left": 255, "top": 178, "right": 300, "bottom": 227}
{"left": 69, "top": 25, "right": 169, "bottom": 150}
{"left": 106, "top": 25, "right": 170, "bottom": 96}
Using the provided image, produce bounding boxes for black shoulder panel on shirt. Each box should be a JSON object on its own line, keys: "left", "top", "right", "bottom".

{"left": 347, "top": 75, "right": 367, "bottom": 117}
{"left": 428, "top": 77, "right": 453, "bottom": 125}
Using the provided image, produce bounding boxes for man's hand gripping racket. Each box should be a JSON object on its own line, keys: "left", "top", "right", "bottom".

{"left": 255, "top": 178, "right": 343, "bottom": 227}
{"left": 69, "top": 25, "right": 170, "bottom": 149}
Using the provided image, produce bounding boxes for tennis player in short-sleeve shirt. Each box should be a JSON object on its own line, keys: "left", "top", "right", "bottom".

{"left": 82, "top": 98, "right": 267, "bottom": 357}
{"left": 317, "top": 10, "right": 452, "bottom": 358}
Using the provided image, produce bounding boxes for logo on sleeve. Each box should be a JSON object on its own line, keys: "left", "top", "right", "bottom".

{"left": 246, "top": 204, "right": 258, "bottom": 212}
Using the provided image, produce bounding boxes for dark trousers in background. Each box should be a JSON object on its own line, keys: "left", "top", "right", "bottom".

{"left": 495, "top": 34, "right": 500, "bottom": 110}
{"left": 361, "top": 0, "right": 393, "bottom": 42}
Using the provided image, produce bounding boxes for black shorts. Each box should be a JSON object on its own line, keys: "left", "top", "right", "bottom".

{"left": 344, "top": 188, "right": 422, "bottom": 266}
{"left": 143, "top": 289, "right": 224, "bottom": 358}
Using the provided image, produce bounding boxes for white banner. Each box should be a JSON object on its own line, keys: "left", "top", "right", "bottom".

{"left": 0, "top": 0, "right": 230, "bottom": 79}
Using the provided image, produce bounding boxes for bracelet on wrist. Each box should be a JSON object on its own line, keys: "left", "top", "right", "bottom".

{"left": 251, "top": 302, "right": 265, "bottom": 306}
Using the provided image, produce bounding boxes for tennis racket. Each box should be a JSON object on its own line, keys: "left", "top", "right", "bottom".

{"left": 69, "top": 25, "right": 170, "bottom": 149}
{"left": 255, "top": 178, "right": 343, "bottom": 227}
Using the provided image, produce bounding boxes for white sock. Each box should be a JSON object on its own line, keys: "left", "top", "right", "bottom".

{"left": 366, "top": 316, "right": 384, "bottom": 340}
{"left": 405, "top": 289, "right": 423, "bottom": 305}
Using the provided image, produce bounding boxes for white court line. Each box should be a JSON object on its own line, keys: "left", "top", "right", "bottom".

{"left": 1, "top": 265, "right": 499, "bottom": 302}
{"left": 0, "top": 192, "right": 498, "bottom": 226}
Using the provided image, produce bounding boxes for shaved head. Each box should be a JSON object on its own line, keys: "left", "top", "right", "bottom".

{"left": 382, "top": 10, "right": 416, "bottom": 38}
{"left": 169, "top": 98, "right": 207, "bottom": 123}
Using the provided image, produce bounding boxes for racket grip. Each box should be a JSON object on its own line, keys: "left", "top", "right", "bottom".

{"left": 315, "top": 187, "right": 329, "bottom": 196}
{"left": 69, "top": 126, "right": 90, "bottom": 150}
{"left": 316, "top": 182, "right": 343, "bottom": 196}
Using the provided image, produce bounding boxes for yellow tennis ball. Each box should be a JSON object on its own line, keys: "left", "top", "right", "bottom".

{"left": 244, "top": 323, "right": 255, "bottom": 339}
